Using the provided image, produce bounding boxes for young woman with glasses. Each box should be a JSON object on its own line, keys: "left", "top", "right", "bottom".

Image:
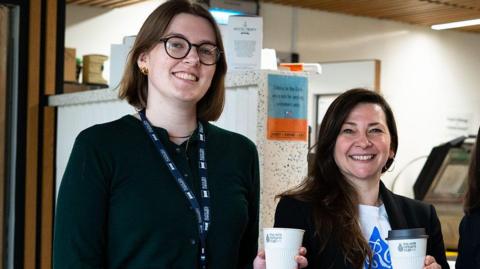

{"left": 54, "top": 1, "right": 307, "bottom": 268}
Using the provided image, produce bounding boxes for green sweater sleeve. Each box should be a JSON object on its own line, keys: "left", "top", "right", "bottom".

{"left": 53, "top": 130, "right": 111, "bottom": 269}
{"left": 238, "top": 144, "right": 260, "bottom": 269}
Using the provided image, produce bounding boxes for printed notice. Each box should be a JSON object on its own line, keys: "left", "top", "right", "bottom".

{"left": 267, "top": 74, "right": 308, "bottom": 141}
{"left": 226, "top": 16, "right": 263, "bottom": 71}
{"left": 444, "top": 112, "right": 473, "bottom": 140}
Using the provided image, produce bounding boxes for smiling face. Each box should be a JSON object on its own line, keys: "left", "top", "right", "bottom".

{"left": 138, "top": 13, "right": 217, "bottom": 108}
{"left": 333, "top": 103, "right": 395, "bottom": 185}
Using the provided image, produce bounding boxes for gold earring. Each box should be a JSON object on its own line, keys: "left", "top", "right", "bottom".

{"left": 140, "top": 66, "right": 149, "bottom": 75}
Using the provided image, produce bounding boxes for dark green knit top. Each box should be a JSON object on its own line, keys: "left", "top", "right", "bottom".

{"left": 53, "top": 115, "right": 259, "bottom": 269}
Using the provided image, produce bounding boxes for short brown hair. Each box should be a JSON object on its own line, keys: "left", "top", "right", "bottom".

{"left": 118, "top": 0, "right": 227, "bottom": 121}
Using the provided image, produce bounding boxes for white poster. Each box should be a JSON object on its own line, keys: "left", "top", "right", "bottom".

{"left": 225, "top": 15, "right": 263, "bottom": 71}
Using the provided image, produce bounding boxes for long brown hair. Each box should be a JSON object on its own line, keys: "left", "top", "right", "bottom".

{"left": 464, "top": 126, "right": 480, "bottom": 214}
{"left": 118, "top": 0, "right": 227, "bottom": 121}
{"left": 279, "top": 88, "right": 398, "bottom": 269}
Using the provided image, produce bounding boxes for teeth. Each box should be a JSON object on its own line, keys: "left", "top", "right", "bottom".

{"left": 174, "top": 72, "right": 198, "bottom": 81}
{"left": 351, "top": 155, "right": 374, "bottom": 161}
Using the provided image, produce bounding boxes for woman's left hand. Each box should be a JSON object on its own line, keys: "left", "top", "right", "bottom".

{"left": 423, "top": 255, "right": 441, "bottom": 269}
{"left": 253, "top": 247, "right": 308, "bottom": 269}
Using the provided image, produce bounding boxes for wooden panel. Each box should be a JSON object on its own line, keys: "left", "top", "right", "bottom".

{"left": 39, "top": 0, "right": 59, "bottom": 266}
{"left": 25, "top": 0, "right": 41, "bottom": 267}
{"left": 68, "top": 0, "right": 94, "bottom": 4}
{"left": 108, "top": 0, "right": 147, "bottom": 8}
{"left": 67, "top": 0, "right": 148, "bottom": 8}
{"left": 261, "top": 0, "right": 480, "bottom": 33}
{"left": 0, "top": 6, "right": 8, "bottom": 269}
{"left": 45, "top": 0, "right": 57, "bottom": 95}
{"left": 65, "top": 0, "right": 480, "bottom": 32}
{"left": 40, "top": 107, "right": 55, "bottom": 269}
{"left": 95, "top": 0, "right": 131, "bottom": 6}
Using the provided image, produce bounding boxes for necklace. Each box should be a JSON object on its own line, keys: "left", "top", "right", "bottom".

{"left": 168, "top": 129, "right": 195, "bottom": 139}
{"left": 185, "top": 134, "right": 192, "bottom": 153}
{"left": 169, "top": 133, "right": 193, "bottom": 139}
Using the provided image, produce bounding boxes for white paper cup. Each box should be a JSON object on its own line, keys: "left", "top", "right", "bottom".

{"left": 263, "top": 228, "right": 305, "bottom": 269}
{"left": 386, "top": 228, "right": 428, "bottom": 269}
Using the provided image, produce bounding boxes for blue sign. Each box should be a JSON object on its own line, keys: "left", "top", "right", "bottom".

{"left": 268, "top": 74, "right": 307, "bottom": 119}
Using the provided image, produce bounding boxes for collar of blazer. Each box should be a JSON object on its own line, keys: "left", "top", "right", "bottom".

{"left": 379, "top": 181, "right": 408, "bottom": 229}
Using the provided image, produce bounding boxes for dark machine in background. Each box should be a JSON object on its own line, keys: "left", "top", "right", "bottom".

{"left": 414, "top": 136, "right": 475, "bottom": 250}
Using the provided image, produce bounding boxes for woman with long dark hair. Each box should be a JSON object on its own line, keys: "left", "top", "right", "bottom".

{"left": 456, "top": 126, "right": 480, "bottom": 268}
{"left": 274, "top": 88, "right": 449, "bottom": 269}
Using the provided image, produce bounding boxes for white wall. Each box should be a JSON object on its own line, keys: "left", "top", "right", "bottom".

{"left": 55, "top": 101, "right": 135, "bottom": 196}
{"left": 261, "top": 3, "right": 480, "bottom": 196}
{"left": 65, "top": 2, "right": 480, "bottom": 197}
{"left": 65, "top": 0, "right": 166, "bottom": 82}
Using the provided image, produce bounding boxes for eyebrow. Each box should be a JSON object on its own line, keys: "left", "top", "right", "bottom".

{"left": 164, "top": 32, "right": 216, "bottom": 45}
{"left": 342, "top": 121, "right": 385, "bottom": 127}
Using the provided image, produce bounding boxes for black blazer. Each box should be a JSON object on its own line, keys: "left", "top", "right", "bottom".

{"left": 456, "top": 208, "right": 480, "bottom": 269}
{"left": 274, "top": 181, "right": 450, "bottom": 269}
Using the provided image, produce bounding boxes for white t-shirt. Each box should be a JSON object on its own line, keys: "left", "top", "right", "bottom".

{"left": 359, "top": 204, "right": 393, "bottom": 269}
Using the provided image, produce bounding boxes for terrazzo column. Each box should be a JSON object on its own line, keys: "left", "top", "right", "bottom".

{"left": 253, "top": 71, "right": 309, "bottom": 236}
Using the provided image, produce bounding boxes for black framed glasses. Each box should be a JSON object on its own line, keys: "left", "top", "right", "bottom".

{"left": 159, "top": 36, "right": 222, "bottom": 65}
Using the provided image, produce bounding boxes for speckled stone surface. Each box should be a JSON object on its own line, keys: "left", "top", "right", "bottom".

{"left": 49, "top": 72, "right": 262, "bottom": 107}
{"left": 48, "top": 88, "right": 120, "bottom": 107}
{"left": 254, "top": 71, "right": 309, "bottom": 233}
{"left": 225, "top": 70, "right": 262, "bottom": 88}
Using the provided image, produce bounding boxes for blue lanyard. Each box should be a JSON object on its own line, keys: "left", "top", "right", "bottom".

{"left": 139, "top": 110, "right": 210, "bottom": 269}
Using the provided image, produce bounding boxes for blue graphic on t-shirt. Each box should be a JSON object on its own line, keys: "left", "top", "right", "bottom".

{"left": 364, "top": 226, "right": 392, "bottom": 269}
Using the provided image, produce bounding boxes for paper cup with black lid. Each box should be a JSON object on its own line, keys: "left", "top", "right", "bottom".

{"left": 386, "top": 228, "right": 428, "bottom": 269}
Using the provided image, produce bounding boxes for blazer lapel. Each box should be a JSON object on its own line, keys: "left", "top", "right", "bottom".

{"left": 380, "top": 181, "right": 408, "bottom": 229}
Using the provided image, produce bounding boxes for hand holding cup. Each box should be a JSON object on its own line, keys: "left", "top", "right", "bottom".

{"left": 253, "top": 247, "right": 308, "bottom": 269}
{"left": 263, "top": 228, "right": 306, "bottom": 269}
{"left": 386, "top": 228, "right": 428, "bottom": 269}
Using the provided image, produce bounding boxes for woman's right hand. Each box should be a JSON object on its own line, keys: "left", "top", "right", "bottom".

{"left": 253, "top": 247, "right": 308, "bottom": 269}
{"left": 423, "top": 255, "right": 441, "bottom": 269}
{"left": 295, "top": 247, "right": 309, "bottom": 268}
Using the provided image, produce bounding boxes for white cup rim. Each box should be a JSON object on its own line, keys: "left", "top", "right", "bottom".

{"left": 264, "top": 228, "right": 305, "bottom": 232}
{"left": 385, "top": 236, "right": 428, "bottom": 241}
